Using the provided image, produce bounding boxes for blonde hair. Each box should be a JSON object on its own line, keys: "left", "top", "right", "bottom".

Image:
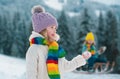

{"left": 39, "top": 28, "right": 59, "bottom": 42}
{"left": 39, "top": 29, "right": 48, "bottom": 39}
{"left": 84, "top": 40, "right": 95, "bottom": 45}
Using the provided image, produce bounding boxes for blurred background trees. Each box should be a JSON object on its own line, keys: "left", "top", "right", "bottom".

{"left": 0, "top": 0, "right": 120, "bottom": 72}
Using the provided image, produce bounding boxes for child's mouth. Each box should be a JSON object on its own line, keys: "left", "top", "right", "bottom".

{"left": 52, "top": 34, "right": 55, "bottom": 36}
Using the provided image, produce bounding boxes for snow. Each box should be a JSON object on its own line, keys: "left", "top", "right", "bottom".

{"left": 44, "top": 0, "right": 63, "bottom": 11}
{"left": 0, "top": 54, "right": 120, "bottom": 79}
{"left": 44, "top": 0, "right": 120, "bottom": 11}
{"left": 0, "top": 54, "right": 26, "bottom": 79}
{"left": 67, "top": 12, "right": 80, "bottom": 17}
{"left": 63, "top": 72, "right": 120, "bottom": 79}
{"left": 95, "top": 10, "right": 105, "bottom": 17}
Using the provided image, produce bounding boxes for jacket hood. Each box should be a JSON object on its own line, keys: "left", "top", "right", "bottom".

{"left": 29, "top": 31, "right": 44, "bottom": 42}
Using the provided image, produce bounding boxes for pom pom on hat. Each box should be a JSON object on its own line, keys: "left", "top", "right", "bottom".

{"left": 31, "top": 5, "right": 45, "bottom": 14}
{"left": 31, "top": 5, "right": 58, "bottom": 33}
{"left": 85, "top": 32, "right": 94, "bottom": 41}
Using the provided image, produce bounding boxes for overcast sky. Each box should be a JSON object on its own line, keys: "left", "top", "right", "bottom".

{"left": 91, "top": 0, "right": 120, "bottom": 5}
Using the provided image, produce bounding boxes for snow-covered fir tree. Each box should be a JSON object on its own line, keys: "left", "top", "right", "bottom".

{"left": 57, "top": 10, "right": 72, "bottom": 59}
{"left": 104, "top": 9, "right": 118, "bottom": 62}
{"left": 97, "top": 11, "right": 106, "bottom": 48}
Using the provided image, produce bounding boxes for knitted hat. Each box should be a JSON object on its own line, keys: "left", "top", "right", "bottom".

{"left": 85, "top": 32, "right": 94, "bottom": 41}
{"left": 31, "top": 5, "right": 58, "bottom": 33}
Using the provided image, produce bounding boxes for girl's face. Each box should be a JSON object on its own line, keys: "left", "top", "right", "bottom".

{"left": 46, "top": 25, "right": 57, "bottom": 42}
{"left": 87, "top": 40, "right": 94, "bottom": 45}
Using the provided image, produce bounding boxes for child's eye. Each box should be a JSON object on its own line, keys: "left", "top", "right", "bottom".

{"left": 51, "top": 26, "right": 56, "bottom": 29}
{"left": 55, "top": 27, "right": 57, "bottom": 30}
{"left": 51, "top": 26, "right": 54, "bottom": 28}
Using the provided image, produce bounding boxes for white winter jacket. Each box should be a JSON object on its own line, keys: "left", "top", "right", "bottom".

{"left": 26, "top": 31, "right": 86, "bottom": 79}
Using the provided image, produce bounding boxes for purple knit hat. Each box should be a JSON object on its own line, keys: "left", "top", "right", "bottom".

{"left": 31, "top": 5, "right": 58, "bottom": 33}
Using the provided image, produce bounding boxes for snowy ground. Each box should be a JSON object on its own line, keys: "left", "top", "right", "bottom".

{"left": 63, "top": 72, "right": 120, "bottom": 79}
{"left": 0, "top": 54, "right": 120, "bottom": 79}
{"left": 0, "top": 54, "right": 26, "bottom": 79}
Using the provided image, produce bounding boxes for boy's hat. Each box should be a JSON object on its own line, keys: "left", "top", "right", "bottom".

{"left": 85, "top": 32, "right": 94, "bottom": 41}
{"left": 31, "top": 5, "right": 58, "bottom": 33}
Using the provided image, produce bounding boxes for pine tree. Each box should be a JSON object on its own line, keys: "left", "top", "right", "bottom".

{"left": 9, "top": 11, "right": 21, "bottom": 57}
{"left": 97, "top": 12, "right": 106, "bottom": 48}
{"left": 57, "top": 11, "right": 72, "bottom": 60}
{"left": 105, "top": 10, "right": 118, "bottom": 62}
{"left": 2, "top": 12, "right": 13, "bottom": 55}
{"left": 0, "top": 14, "right": 8, "bottom": 54}
{"left": 13, "top": 19, "right": 28, "bottom": 57}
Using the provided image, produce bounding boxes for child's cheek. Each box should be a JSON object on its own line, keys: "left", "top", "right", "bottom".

{"left": 48, "top": 32, "right": 54, "bottom": 39}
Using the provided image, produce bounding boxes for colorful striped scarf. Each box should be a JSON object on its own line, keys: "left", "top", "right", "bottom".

{"left": 86, "top": 44, "right": 95, "bottom": 55}
{"left": 30, "top": 37, "right": 66, "bottom": 79}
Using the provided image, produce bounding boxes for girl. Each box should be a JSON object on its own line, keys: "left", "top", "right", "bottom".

{"left": 82, "top": 32, "right": 97, "bottom": 71}
{"left": 26, "top": 5, "right": 91, "bottom": 79}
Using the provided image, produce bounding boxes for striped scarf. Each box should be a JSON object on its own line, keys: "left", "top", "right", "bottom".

{"left": 30, "top": 37, "right": 66, "bottom": 79}
{"left": 86, "top": 44, "right": 95, "bottom": 55}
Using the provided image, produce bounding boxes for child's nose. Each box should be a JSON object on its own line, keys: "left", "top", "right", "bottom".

{"left": 54, "top": 29, "right": 57, "bottom": 33}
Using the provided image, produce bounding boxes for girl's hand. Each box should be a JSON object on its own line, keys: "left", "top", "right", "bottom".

{"left": 49, "top": 33, "right": 60, "bottom": 42}
{"left": 53, "top": 33, "right": 60, "bottom": 41}
{"left": 82, "top": 51, "right": 91, "bottom": 60}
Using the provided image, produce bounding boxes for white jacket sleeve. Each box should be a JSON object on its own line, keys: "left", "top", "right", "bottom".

{"left": 59, "top": 55, "right": 86, "bottom": 73}
{"left": 26, "top": 46, "right": 39, "bottom": 79}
